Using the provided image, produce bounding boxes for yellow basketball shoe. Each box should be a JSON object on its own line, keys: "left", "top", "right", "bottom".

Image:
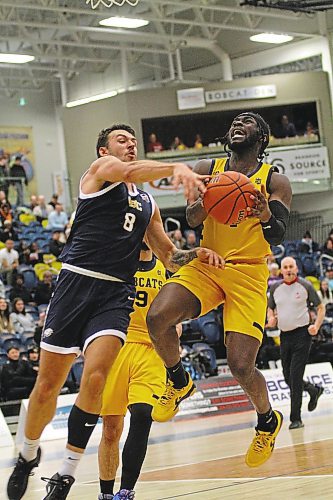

{"left": 152, "top": 375, "right": 196, "bottom": 422}
{"left": 245, "top": 410, "right": 283, "bottom": 467}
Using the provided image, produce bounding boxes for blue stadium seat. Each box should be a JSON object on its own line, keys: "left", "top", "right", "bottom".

{"left": 2, "top": 337, "right": 22, "bottom": 353}
{"left": 21, "top": 269, "right": 38, "bottom": 291}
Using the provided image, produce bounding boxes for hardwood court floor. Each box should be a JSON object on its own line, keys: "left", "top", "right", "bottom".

{"left": 1, "top": 398, "right": 333, "bottom": 499}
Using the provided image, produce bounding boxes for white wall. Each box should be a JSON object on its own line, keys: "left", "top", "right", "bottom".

{"left": 0, "top": 87, "right": 68, "bottom": 206}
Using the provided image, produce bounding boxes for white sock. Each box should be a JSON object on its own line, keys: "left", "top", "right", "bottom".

{"left": 58, "top": 449, "right": 83, "bottom": 478}
{"left": 21, "top": 436, "right": 40, "bottom": 462}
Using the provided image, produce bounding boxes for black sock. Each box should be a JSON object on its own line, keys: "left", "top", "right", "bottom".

{"left": 121, "top": 403, "right": 152, "bottom": 491}
{"left": 256, "top": 407, "right": 277, "bottom": 432}
{"left": 166, "top": 360, "right": 188, "bottom": 389}
{"left": 100, "top": 479, "right": 115, "bottom": 495}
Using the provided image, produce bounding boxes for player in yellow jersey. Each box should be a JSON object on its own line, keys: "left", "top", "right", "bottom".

{"left": 98, "top": 243, "right": 181, "bottom": 500}
{"left": 147, "top": 112, "right": 292, "bottom": 468}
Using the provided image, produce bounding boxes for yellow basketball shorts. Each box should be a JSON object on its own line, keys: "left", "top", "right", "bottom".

{"left": 167, "top": 260, "right": 269, "bottom": 343}
{"left": 101, "top": 342, "right": 166, "bottom": 416}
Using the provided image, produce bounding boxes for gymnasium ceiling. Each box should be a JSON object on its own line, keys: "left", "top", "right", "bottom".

{"left": 1, "top": 0, "right": 333, "bottom": 99}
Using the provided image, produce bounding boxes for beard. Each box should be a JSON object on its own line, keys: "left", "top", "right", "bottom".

{"left": 227, "top": 130, "right": 261, "bottom": 153}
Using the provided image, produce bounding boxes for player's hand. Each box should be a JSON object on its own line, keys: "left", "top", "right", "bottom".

{"left": 196, "top": 247, "right": 225, "bottom": 269}
{"left": 246, "top": 184, "right": 271, "bottom": 222}
{"left": 172, "top": 164, "right": 211, "bottom": 204}
{"left": 266, "top": 317, "right": 277, "bottom": 329}
{"left": 308, "top": 324, "right": 318, "bottom": 336}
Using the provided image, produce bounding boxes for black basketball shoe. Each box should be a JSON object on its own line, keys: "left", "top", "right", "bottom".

{"left": 7, "top": 447, "right": 42, "bottom": 500}
{"left": 42, "top": 473, "right": 75, "bottom": 499}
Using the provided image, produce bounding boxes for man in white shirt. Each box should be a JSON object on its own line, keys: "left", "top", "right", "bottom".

{"left": 0, "top": 239, "right": 19, "bottom": 285}
{"left": 47, "top": 202, "right": 69, "bottom": 232}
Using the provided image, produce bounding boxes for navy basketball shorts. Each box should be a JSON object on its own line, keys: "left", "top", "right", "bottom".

{"left": 40, "top": 270, "right": 135, "bottom": 355}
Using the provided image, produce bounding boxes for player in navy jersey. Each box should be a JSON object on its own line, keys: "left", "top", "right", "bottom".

{"left": 7, "top": 124, "right": 223, "bottom": 500}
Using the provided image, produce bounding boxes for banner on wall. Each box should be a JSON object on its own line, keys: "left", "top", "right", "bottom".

{"left": 264, "top": 362, "right": 333, "bottom": 407}
{"left": 205, "top": 84, "right": 276, "bottom": 103}
{"left": 0, "top": 125, "right": 36, "bottom": 197}
{"left": 266, "top": 146, "right": 330, "bottom": 182}
{"left": 143, "top": 145, "right": 330, "bottom": 198}
{"left": 177, "top": 88, "right": 206, "bottom": 110}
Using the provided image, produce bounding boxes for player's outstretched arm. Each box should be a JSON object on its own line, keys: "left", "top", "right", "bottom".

{"left": 186, "top": 160, "right": 211, "bottom": 227}
{"left": 91, "top": 156, "right": 209, "bottom": 203}
{"left": 145, "top": 205, "right": 224, "bottom": 272}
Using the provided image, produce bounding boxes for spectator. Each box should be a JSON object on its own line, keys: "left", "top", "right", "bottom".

{"left": 47, "top": 202, "right": 68, "bottom": 232}
{"left": 321, "top": 238, "right": 333, "bottom": 258}
{"left": 0, "top": 298, "right": 15, "bottom": 334}
{"left": 0, "top": 277, "right": 5, "bottom": 299}
{"left": 10, "top": 156, "right": 28, "bottom": 206}
{"left": 33, "top": 195, "right": 53, "bottom": 223}
{"left": 300, "top": 231, "right": 319, "bottom": 253}
{"left": 28, "top": 242, "right": 43, "bottom": 266}
{"left": 49, "top": 230, "right": 65, "bottom": 258}
{"left": 0, "top": 239, "right": 19, "bottom": 285}
{"left": 325, "top": 266, "right": 333, "bottom": 292}
{"left": 194, "top": 134, "right": 203, "bottom": 149}
{"left": 34, "top": 270, "right": 54, "bottom": 306}
{"left": 170, "top": 136, "right": 187, "bottom": 151}
{"left": 184, "top": 230, "right": 197, "bottom": 250}
{"left": 268, "top": 263, "right": 281, "bottom": 289}
{"left": 304, "top": 121, "right": 318, "bottom": 137}
{"left": 10, "top": 298, "right": 36, "bottom": 334}
{"left": 0, "top": 220, "right": 18, "bottom": 243}
{"left": 274, "top": 114, "right": 297, "bottom": 139}
{"left": 48, "top": 193, "right": 58, "bottom": 209}
{"left": 0, "top": 346, "right": 36, "bottom": 400}
{"left": 0, "top": 189, "right": 11, "bottom": 209}
{"left": 147, "top": 133, "right": 164, "bottom": 153}
{"left": 29, "top": 195, "right": 38, "bottom": 212}
{"left": 9, "top": 274, "right": 33, "bottom": 304}
{"left": 26, "top": 346, "right": 40, "bottom": 375}
{"left": 33, "top": 311, "right": 46, "bottom": 347}
{"left": 0, "top": 157, "right": 9, "bottom": 198}
{"left": 0, "top": 202, "right": 13, "bottom": 225}
{"left": 169, "top": 229, "right": 186, "bottom": 249}
{"left": 317, "top": 279, "right": 333, "bottom": 306}
{"left": 17, "top": 240, "right": 32, "bottom": 266}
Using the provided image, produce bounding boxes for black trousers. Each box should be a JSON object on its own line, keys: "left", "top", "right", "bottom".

{"left": 280, "top": 325, "right": 316, "bottom": 422}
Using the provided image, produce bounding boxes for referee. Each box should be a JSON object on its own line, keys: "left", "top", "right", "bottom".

{"left": 267, "top": 256, "right": 325, "bottom": 429}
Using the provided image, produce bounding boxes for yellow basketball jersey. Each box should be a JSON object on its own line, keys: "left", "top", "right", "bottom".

{"left": 126, "top": 257, "right": 167, "bottom": 345}
{"left": 201, "top": 158, "right": 273, "bottom": 261}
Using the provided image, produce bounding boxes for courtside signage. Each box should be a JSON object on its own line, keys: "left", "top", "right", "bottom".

{"left": 0, "top": 408, "right": 14, "bottom": 447}
{"left": 205, "top": 85, "right": 276, "bottom": 103}
{"left": 16, "top": 393, "right": 130, "bottom": 444}
{"left": 266, "top": 146, "right": 330, "bottom": 181}
{"left": 263, "top": 362, "right": 333, "bottom": 406}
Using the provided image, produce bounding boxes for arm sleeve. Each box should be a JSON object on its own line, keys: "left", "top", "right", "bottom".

{"left": 301, "top": 278, "right": 321, "bottom": 307}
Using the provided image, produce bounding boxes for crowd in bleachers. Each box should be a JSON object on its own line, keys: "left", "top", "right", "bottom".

{"left": 0, "top": 191, "right": 82, "bottom": 401}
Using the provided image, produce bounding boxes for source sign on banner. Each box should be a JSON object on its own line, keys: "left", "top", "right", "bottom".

{"left": 266, "top": 146, "right": 331, "bottom": 182}
{"left": 205, "top": 85, "right": 276, "bottom": 103}
{"left": 177, "top": 88, "right": 206, "bottom": 110}
{"left": 264, "top": 362, "right": 333, "bottom": 407}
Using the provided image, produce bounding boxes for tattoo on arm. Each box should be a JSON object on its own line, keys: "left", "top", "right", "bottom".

{"left": 169, "top": 249, "right": 197, "bottom": 272}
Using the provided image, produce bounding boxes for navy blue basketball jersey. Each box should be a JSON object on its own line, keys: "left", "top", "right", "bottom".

{"left": 60, "top": 180, "right": 154, "bottom": 283}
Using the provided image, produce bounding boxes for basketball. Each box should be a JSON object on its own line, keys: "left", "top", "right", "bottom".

{"left": 203, "top": 171, "right": 257, "bottom": 225}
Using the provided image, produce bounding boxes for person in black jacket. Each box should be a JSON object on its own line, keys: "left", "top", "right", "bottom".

{"left": 9, "top": 274, "right": 33, "bottom": 304}
{"left": 49, "top": 230, "right": 65, "bottom": 258}
{"left": 1, "top": 346, "right": 36, "bottom": 400}
{"left": 10, "top": 156, "right": 27, "bottom": 207}
{"left": 34, "top": 270, "right": 54, "bottom": 306}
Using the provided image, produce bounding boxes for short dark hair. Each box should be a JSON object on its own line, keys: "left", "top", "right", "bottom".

{"left": 96, "top": 124, "right": 136, "bottom": 158}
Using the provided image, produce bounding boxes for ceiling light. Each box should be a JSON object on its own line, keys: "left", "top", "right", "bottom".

{"left": 66, "top": 90, "right": 118, "bottom": 108}
{"left": 0, "top": 53, "right": 35, "bottom": 64}
{"left": 99, "top": 16, "right": 149, "bottom": 29}
{"left": 250, "top": 33, "right": 294, "bottom": 44}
